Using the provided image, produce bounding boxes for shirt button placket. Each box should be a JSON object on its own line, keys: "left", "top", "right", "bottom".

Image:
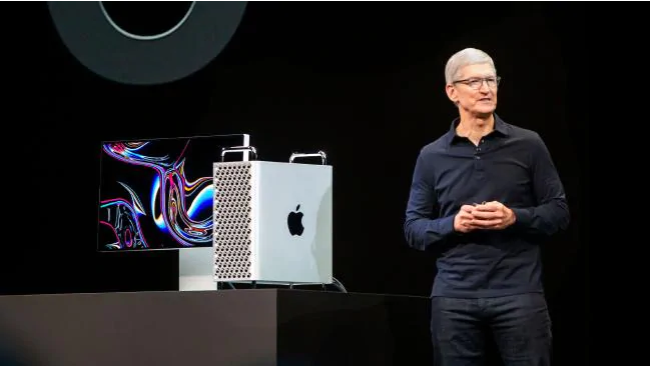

{"left": 474, "top": 140, "right": 484, "bottom": 159}
{"left": 474, "top": 140, "right": 485, "bottom": 177}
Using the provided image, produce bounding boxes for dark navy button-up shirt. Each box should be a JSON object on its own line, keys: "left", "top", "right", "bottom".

{"left": 404, "top": 114, "right": 570, "bottom": 298}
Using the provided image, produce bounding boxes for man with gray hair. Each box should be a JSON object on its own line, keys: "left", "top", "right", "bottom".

{"left": 404, "top": 48, "right": 570, "bottom": 365}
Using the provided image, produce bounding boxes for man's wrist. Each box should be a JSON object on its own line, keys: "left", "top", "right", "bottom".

{"left": 507, "top": 208, "right": 516, "bottom": 226}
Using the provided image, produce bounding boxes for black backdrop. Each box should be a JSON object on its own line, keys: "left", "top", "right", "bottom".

{"left": 4, "top": 1, "right": 650, "bottom": 366}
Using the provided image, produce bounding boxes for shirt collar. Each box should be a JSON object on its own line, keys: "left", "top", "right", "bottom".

{"left": 444, "top": 113, "right": 509, "bottom": 145}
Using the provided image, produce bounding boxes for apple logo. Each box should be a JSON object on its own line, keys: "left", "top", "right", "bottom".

{"left": 287, "top": 204, "right": 304, "bottom": 236}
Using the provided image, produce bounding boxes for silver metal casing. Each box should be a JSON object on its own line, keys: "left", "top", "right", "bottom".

{"left": 213, "top": 161, "right": 333, "bottom": 284}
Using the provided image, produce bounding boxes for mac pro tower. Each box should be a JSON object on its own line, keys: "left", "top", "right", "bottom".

{"left": 213, "top": 158, "right": 332, "bottom": 284}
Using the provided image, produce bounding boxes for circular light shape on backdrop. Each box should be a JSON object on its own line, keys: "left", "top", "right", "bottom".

{"left": 48, "top": 1, "right": 248, "bottom": 85}
{"left": 99, "top": 2, "right": 196, "bottom": 41}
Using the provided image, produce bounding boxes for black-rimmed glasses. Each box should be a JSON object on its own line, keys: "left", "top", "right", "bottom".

{"left": 453, "top": 76, "right": 501, "bottom": 90}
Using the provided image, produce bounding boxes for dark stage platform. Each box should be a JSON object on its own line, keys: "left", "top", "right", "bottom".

{"left": 0, "top": 289, "right": 432, "bottom": 365}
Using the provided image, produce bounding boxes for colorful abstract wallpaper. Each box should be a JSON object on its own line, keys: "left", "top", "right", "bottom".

{"left": 97, "top": 134, "right": 248, "bottom": 251}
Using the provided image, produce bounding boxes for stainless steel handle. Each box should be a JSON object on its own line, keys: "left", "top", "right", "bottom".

{"left": 289, "top": 150, "right": 327, "bottom": 165}
{"left": 221, "top": 146, "right": 258, "bottom": 162}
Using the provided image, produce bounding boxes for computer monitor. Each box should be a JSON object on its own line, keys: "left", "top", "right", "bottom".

{"left": 97, "top": 133, "right": 250, "bottom": 252}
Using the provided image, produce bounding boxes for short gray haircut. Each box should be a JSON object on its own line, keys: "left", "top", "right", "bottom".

{"left": 444, "top": 48, "right": 496, "bottom": 84}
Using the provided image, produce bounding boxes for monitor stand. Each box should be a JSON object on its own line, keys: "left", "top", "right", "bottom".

{"left": 178, "top": 247, "right": 217, "bottom": 291}
{"left": 178, "top": 247, "right": 345, "bottom": 292}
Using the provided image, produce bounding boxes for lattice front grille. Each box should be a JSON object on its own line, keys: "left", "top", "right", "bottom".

{"left": 213, "top": 162, "right": 253, "bottom": 280}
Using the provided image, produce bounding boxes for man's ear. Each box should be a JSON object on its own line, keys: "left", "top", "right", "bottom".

{"left": 445, "top": 84, "right": 458, "bottom": 105}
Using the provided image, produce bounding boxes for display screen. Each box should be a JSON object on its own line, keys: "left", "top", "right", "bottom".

{"left": 97, "top": 134, "right": 250, "bottom": 251}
